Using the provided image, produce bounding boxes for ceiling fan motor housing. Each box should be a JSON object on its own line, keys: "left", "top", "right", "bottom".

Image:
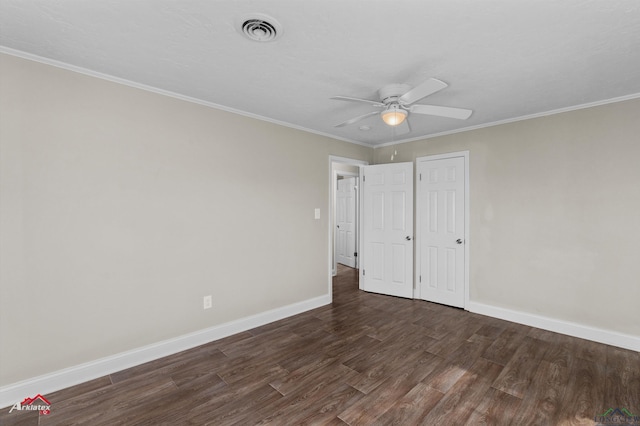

{"left": 378, "top": 84, "right": 411, "bottom": 104}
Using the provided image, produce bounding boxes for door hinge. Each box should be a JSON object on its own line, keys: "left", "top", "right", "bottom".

{"left": 363, "top": 175, "right": 365, "bottom": 182}
{"left": 362, "top": 269, "right": 365, "bottom": 276}
{"left": 419, "top": 275, "right": 422, "bottom": 283}
{"left": 419, "top": 173, "right": 422, "bottom": 181}
{"left": 354, "top": 252, "right": 357, "bottom": 257}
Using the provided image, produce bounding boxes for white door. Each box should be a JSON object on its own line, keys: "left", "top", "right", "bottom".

{"left": 336, "top": 177, "right": 357, "bottom": 268}
{"left": 417, "top": 155, "right": 466, "bottom": 308}
{"left": 362, "top": 162, "right": 413, "bottom": 298}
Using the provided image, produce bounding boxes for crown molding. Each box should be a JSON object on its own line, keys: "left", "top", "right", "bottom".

{"left": 0, "top": 47, "right": 372, "bottom": 148}
{"left": 375, "top": 92, "right": 640, "bottom": 148}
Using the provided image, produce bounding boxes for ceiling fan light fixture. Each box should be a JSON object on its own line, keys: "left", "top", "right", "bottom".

{"left": 381, "top": 106, "right": 407, "bottom": 126}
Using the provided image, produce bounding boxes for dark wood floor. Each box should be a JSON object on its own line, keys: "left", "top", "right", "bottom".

{"left": 3, "top": 265, "right": 639, "bottom": 425}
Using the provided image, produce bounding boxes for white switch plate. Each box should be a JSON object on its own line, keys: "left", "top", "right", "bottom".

{"left": 314, "top": 208, "right": 320, "bottom": 219}
{"left": 203, "top": 295, "right": 212, "bottom": 309}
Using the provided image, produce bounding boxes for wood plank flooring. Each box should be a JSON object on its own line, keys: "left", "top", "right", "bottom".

{"left": 2, "top": 264, "right": 639, "bottom": 425}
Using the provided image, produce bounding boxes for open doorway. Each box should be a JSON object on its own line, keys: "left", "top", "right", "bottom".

{"left": 335, "top": 172, "right": 358, "bottom": 270}
{"left": 328, "top": 156, "right": 368, "bottom": 298}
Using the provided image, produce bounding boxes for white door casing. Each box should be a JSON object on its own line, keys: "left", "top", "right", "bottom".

{"left": 336, "top": 177, "right": 357, "bottom": 268}
{"left": 417, "top": 154, "right": 467, "bottom": 308}
{"left": 361, "top": 162, "right": 414, "bottom": 299}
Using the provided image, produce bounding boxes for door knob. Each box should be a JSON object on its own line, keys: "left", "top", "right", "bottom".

{"left": 406, "top": 236, "right": 412, "bottom": 241}
{"left": 456, "top": 239, "right": 463, "bottom": 244}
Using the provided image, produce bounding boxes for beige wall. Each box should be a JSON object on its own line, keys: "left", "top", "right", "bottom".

{"left": 2, "top": 49, "right": 638, "bottom": 388}
{"left": 375, "top": 98, "right": 640, "bottom": 338}
{"left": 0, "top": 53, "right": 372, "bottom": 386}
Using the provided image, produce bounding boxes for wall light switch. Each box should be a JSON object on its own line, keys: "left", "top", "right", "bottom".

{"left": 314, "top": 208, "right": 321, "bottom": 219}
{"left": 203, "top": 295, "right": 212, "bottom": 310}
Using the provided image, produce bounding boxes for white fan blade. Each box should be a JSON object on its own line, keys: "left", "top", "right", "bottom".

{"left": 410, "top": 104, "right": 472, "bottom": 120}
{"left": 331, "top": 96, "right": 385, "bottom": 107}
{"left": 334, "top": 111, "right": 379, "bottom": 127}
{"left": 399, "top": 78, "right": 448, "bottom": 105}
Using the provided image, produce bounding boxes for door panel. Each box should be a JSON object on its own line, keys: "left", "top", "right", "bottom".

{"left": 417, "top": 156, "right": 465, "bottom": 307}
{"left": 372, "top": 242, "right": 384, "bottom": 279}
{"left": 392, "top": 243, "right": 406, "bottom": 283}
{"left": 362, "top": 162, "right": 413, "bottom": 299}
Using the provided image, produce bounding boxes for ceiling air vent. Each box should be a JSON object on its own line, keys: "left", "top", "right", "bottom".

{"left": 239, "top": 14, "right": 282, "bottom": 42}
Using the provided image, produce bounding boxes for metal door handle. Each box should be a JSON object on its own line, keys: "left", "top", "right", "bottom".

{"left": 406, "top": 236, "right": 412, "bottom": 241}
{"left": 456, "top": 239, "right": 463, "bottom": 244}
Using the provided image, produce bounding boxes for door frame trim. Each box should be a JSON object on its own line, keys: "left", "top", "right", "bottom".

{"left": 415, "top": 151, "right": 470, "bottom": 309}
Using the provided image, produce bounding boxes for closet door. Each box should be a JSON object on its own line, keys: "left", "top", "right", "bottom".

{"left": 417, "top": 155, "right": 466, "bottom": 308}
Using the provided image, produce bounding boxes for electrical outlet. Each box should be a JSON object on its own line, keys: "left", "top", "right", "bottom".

{"left": 203, "top": 295, "right": 212, "bottom": 310}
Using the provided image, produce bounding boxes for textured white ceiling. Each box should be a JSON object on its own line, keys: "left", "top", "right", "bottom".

{"left": 2, "top": 0, "right": 640, "bottom": 146}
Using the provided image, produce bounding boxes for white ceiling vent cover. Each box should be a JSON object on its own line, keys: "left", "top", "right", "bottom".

{"left": 238, "top": 14, "right": 282, "bottom": 42}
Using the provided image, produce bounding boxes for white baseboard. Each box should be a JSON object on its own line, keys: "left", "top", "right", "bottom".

{"left": 0, "top": 294, "right": 331, "bottom": 409}
{"left": 467, "top": 301, "right": 640, "bottom": 352}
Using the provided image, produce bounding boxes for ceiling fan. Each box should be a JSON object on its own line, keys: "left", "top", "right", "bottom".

{"left": 331, "top": 78, "right": 472, "bottom": 134}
